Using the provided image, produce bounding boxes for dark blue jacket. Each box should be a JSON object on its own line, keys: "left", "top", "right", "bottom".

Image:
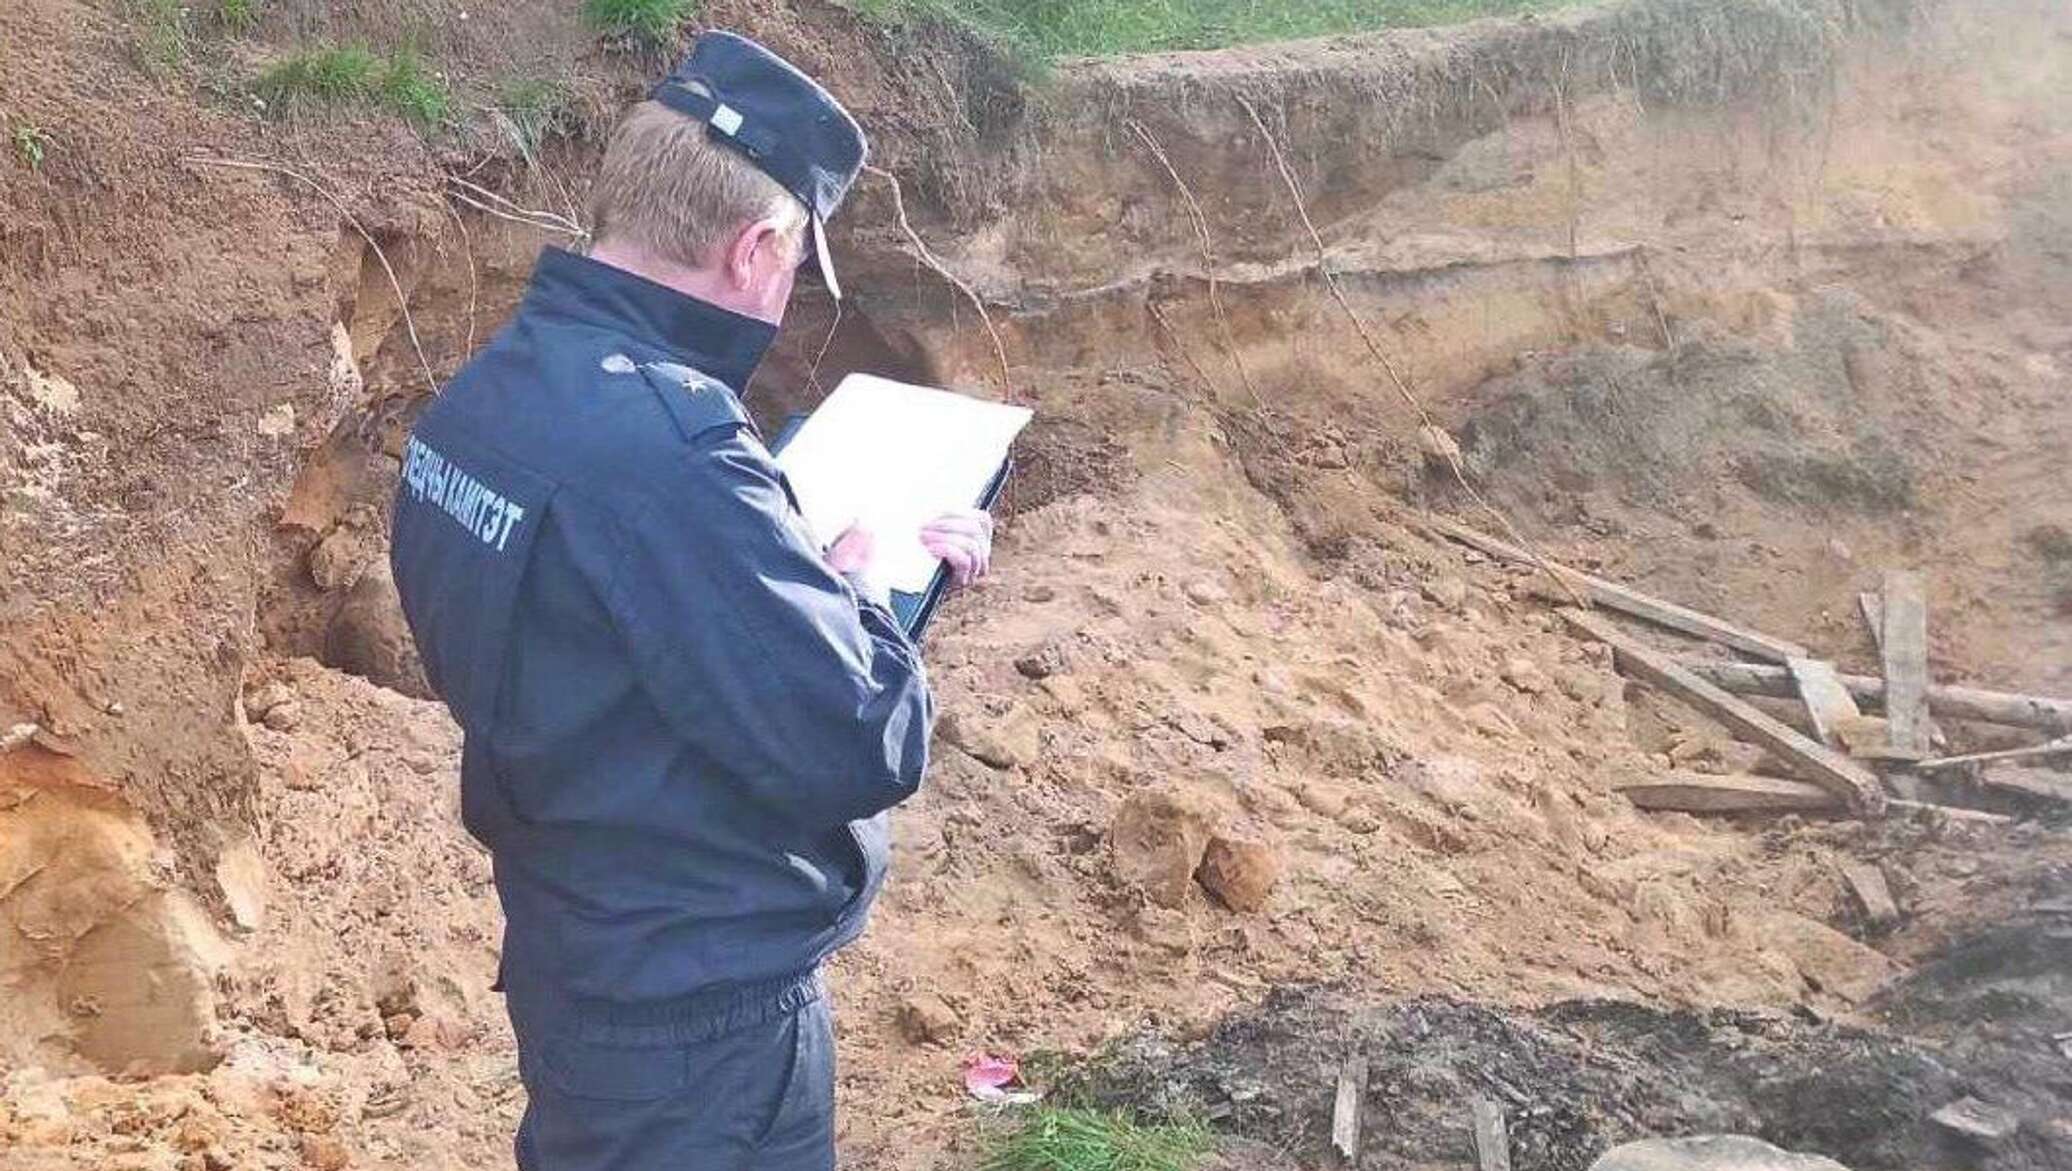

{"left": 390, "top": 248, "right": 932, "bottom": 1026}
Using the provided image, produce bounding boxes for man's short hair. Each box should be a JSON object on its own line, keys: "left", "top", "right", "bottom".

{"left": 588, "top": 99, "right": 808, "bottom": 269}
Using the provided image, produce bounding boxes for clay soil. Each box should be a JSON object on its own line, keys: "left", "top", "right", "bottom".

{"left": 3, "top": 0, "right": 2071, "bottom": 1169}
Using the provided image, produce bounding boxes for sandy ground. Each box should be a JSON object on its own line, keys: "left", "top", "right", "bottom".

{"left": 4, "top": 0, "right": 2071, "bottom": 1169}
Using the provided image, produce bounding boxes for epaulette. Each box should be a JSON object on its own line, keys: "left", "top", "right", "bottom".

{"left": 628, "top": 358, "right": 751, "bottom": 443}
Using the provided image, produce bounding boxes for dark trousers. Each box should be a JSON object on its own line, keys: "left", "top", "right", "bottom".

{"left": 512, "top": 972, "right": 836, "bottom": 1171}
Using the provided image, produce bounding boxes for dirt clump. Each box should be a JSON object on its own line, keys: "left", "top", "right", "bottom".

{"left": 0, "top": 773, "right": 231, "bottom": 1078}
{"left": 1110, "top": 788, "right": 1221, "bottom": 909}
{"left": 1198, "top": 828, "right": 1284, "bottom": 913}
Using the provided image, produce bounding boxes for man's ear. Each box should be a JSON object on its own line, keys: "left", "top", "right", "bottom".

{"left": 723, "top": 217, "right": 790, "bottom": 290}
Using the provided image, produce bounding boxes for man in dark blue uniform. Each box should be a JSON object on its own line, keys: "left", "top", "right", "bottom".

{"left": 389, "top": 31, "right": 991, "bottom": 1171}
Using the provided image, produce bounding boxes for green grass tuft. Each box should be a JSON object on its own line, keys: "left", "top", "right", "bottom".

{"left": 857, "top": 0, "right": 1585, "bottom": 61}
{"left": 583, "top": 0, "right": 698, "bottom": 47}
{"left": 130, "top": 0, "right": 192, "bottom": 75}
{"left": 11, "top": 122, "right": 50, "bottom": 172}
{"left": 378, "top": 45, "right": 450, "bottom": 129}
{"left": 981, "top": 1108, "right": 1212, "bottom": 1171}
{"left": 255, "top": 44, "right": 449, "bottom": 131}
{"left": 257, "top": 45, "right": 380, "bottom": 107}
{"left": 215, "top": 0, "right": 261, "bottom": 33}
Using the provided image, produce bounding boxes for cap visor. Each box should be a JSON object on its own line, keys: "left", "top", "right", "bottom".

{"left": 804, "top": 213, "right": 842, "bottom": 301}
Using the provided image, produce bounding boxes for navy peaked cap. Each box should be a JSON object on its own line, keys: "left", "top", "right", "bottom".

{"left": 650, "top": 31, "right": 868, "bottom": 295}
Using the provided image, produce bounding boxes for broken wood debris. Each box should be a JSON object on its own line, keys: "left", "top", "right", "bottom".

{"left": 1886, "top": 799, "right": 2014, "bottom": 825}
{"left": 1427, "top": 517, "right": 1810, "bottom": 662}
{"left": 1887, "top": 762, "right": 2071, "bottom": 819}
{"left": 1880, "top": 570, "right": 1933, "bottom": 757}
{"left": 1837, "top": 860, "right": 1899, "bottom": 929}
{"left": 1858, "top": 590, "right": 1885, "bottom": 654}
{"left": 1618, "top": 773, "right": 1840, "bottom": 815}
{"left": 1787, "top": 658, "right": 1861, "bottom": 751}
{"left": 1563, "top": 609, "right": 1885, "bottom": 815}
{"left": 1834, "top": 715, "right": 1926, "bottom": 764}
{"left": 1673, "top": 660, "right": 2072, "bottom": 734}
{"left": 1861, "top": 581, "right": 1948, "bottom": 748}
{"left": 1619, "top": 774, "right": 2011, "bottom": 824}
{"left": 1331, "top": 1056, "right": 1367, "bottom": 1163}
{"left": 1912, "top": 734, "right": 2072, "bottom": 772}
{"left": 1438, "top": 524, "right": 2065, "bottom": 825}
{"left": 1471, "top": 1098, "right": 1513, "bottom": 1171}
{"left": 1930, "top": 1097, "right": 2020, "bottom": 1144}
{"left": 1976, "top": 767, "right": 2072, "bottom": 806}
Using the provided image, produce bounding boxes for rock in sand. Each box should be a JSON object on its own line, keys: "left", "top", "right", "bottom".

{"left": 1590, "top": 1135, "right": 1853, "bottom": 1171}
{"left": 1196, "top": 831, "right": 1283, "bottom": 912}
{"left": 1110, "top": 788, "right": 1217, "bottom": 908}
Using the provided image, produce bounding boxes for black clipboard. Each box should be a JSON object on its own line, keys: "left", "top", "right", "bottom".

{"left": 770, "top": 414, "right": 1011, "bottom": 641}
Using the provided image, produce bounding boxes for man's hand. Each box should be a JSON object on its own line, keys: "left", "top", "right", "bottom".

{"left": 826, "top": 525, "right": 877, "bottom": 577}
{"left": 826, "top": 524, "right": 892, "bottom": 608}
{"left": 920, "top": 509, "right": 993, "bottom": 589}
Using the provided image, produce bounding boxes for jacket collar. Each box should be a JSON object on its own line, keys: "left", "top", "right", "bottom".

{"left": 521, "top": 247, "right": 778, "bottom": 393}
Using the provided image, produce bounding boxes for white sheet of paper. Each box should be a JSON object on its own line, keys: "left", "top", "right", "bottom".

{"left": 774, "top": 373, "right": 1033, "bottom": 594}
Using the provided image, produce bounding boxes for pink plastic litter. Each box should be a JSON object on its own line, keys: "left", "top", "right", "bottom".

{"left": 962, "top": 1053, "right": 1020, "bottom": 1096}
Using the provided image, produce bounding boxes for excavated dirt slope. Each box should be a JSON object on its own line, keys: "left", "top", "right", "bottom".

{"left": 3, "top": 0, "right": 2070, "bottom": 1168}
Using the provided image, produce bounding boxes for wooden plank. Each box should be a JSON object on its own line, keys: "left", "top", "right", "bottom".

{"left": 1564, "top": 609, "right": 1885, "bottom": 814}
{"left": 1427, "top": 517, "right": 1810, "bottom": 662}
{"left": 1867, "top": 581, "right": 1950, "bottom": 749}
{"left": 1861, "top": 587, "right": 1949, "bottom": 748}
{"left": 1881, "top": 570, "right": 1932, "bottom": 756}
{"left": 1838, "top": 861, "right": 1899, "bottom": 928}
{"left": 1331, "top": 1056, "right": 1367, "bottom": 1163}
{"left": 1471, "top": 1099, "right": 1513, "bottom": 1171}
{"left": 1931, "top": 1098, "right": 2019, "bottom": 1144}
{"left": 1618, "top": 773, "right": 1842, "bottom": 814}
{"left": 1858, "top": 591, "right": 1885, "bottom": 654}
{"left": 1912, "top": 734, "right": 2072, "bottom": 772}
{"left": 1788, "top": 658, "right": 1861, "bottom": 750}
{"left": 1833, "top": 715, "right": 1926, "bottom": 763}
{"left": 1620, "top": 774, "right": 2007, "bottom": 829}
{"left": 1676, "top": 660, "right": 2072, "bottom": 735}
{"left": 1979, "top": 767, "right": 2072, "bottom": 806}
{"left": 1888, "top": 799, "right": 2014, "bottom": 825}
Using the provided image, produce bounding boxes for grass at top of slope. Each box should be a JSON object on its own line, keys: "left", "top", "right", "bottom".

{"left": 851, "top": 0, "right": 1589, "bottom": 62}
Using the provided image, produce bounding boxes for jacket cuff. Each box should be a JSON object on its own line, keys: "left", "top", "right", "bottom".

{"left": 842, "top": 569, "right": 893, "bottom": 611}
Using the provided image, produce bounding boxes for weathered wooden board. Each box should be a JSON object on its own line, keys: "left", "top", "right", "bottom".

{"left": 1427, "top": 517, "right": 1810, "bottom": 662}
{"left": 1913, "top": 735, "right": 2072, "bottom": 772}
{"left": 1887, "top": 799, "right": 2014, "bottom": 825}
{"left": 1788, "top": 658, "right": 1862, "bottom": 750}
{"left": 1838, "top": 861, "right": 1899, "bottom": 927}
{"left": 1618, "top": 773, "right": 1842, "bottom": 814}
{"left": 1862, "top": 586, "right": 1950, "bottom": 747}
{"left": 1882, "top": 570, "right": 1932, "bottom": 756}
{"left": 1931, "top": 1098, "right": 2020, "bottom": 1143}
{"left": 1859, "top": 591, "right": 1885, "bottom": 654}
{"left": 1675, "top": 660, "right": 2072, "bottom": 734}
{"left": 1564, "top": 610, "right": 1885, "bottom": 814}
{"left": 1834, "top": 714, "right": 1926, "bottom": 763}
{"left": 1979, "top": 767, "right": 2072, "bottom": 806}
{"left": 1471, "top": 1099, "right": 1513, "bottom": 1171}
{"left": 1332, "top": 1056, "right": 1367, "bottom": 1163}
